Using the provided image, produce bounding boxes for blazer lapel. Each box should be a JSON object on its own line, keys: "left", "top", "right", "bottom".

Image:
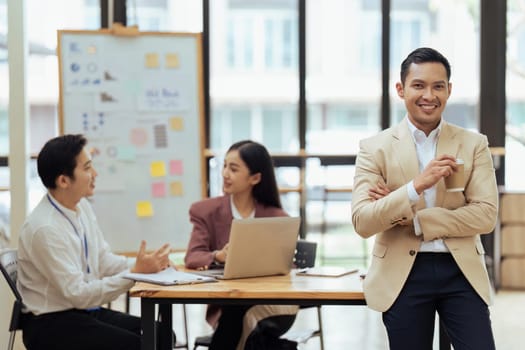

{"left": 435, "top": 121, "right": 462, "bottom": 206}
{"left": 393, "top": 120, "right": 424, "bottom": 211}
{"left": 393, "top": 119, "right": 420, "bottom": 184}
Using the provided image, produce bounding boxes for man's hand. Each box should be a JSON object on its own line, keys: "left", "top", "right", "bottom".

{"left": 413, "top": 154, "right": 458, "bottom": 194}
{"left": 368, "top": 181, "right": 391, "bottom": 200}
{"left": 131, "top": 240, "right": 171, "bottom": 273}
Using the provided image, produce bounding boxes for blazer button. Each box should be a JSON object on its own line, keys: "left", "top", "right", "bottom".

{"left": 409, "top": 250, "right": 416, "bottom": 256}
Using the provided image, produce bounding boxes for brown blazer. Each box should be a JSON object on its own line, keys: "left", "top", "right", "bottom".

{"left": 184, "top": 195, "right": 288, "bottom": 327}
{"left": 351, "top": 119, "right": 498, "bottom": 312}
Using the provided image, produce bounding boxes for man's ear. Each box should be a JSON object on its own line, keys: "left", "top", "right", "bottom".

{"left": 56, "top": 174, "right": 70, "bottom": 189}
{"left": 396, "top": 82, "right": 404, "bottom": 98}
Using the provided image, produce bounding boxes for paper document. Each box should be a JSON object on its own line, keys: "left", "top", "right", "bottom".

{"left": 295, "top": 266, "right": 358, "bottom": 278}
{"left": 124, "top": 267, "right": 217, "bottom": 285}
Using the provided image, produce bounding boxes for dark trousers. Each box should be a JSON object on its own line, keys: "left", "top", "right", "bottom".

{"left": 383, "top": 253, "right": 496, "bottom": 350}
{"left": 22, "top": 308, "right": 141, "bottom": 350}
{"left": 209, "top": 305, "right": 296, "bottom": 350}
{"left": 210, "top": 305, "right": 251, "bottom": 350}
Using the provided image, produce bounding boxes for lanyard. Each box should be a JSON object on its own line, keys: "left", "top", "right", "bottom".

{"left": 47, "top": 194, "right": 91, "bottom": 274}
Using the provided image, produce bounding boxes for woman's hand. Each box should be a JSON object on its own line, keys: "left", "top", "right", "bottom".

{"left": 214, "top": 243, "right": 229, "bottom": 264}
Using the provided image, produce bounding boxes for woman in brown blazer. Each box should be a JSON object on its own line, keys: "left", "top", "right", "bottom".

{"left": 184, "top": 140, "right": 298, "bottom": 350}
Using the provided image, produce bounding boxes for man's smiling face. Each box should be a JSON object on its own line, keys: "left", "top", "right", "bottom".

{"left": 396, "top": 61, "right": 452, "bottom": 135}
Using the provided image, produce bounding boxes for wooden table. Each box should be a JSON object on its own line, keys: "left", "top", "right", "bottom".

{"left": 130, "top": 271, "right": 366, "bottom": 350}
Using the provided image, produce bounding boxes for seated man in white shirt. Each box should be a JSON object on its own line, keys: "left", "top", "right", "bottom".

{"left": 18, "top": 134, "right": 173, "bottom": 350}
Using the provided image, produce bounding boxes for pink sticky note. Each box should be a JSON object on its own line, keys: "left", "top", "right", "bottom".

{"left": 170, "top": 160, "right": 183, "bottom": 175}
{"left": 152, "top": 182, "right": 166, "bottom": 197}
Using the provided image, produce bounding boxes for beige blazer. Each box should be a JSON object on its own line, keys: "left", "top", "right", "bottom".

{"left": 351, "top": 119, "right": 498, "bottom": 312}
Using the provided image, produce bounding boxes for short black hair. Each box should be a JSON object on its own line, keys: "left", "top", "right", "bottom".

{"left": 400, "top": 47, "right": 451, "bottom": 84}
{"left": 37, "top": 134, "right": 87, "bottom": 189}
{"left": 227, "top": 140, "right": 282, "bottom": 209}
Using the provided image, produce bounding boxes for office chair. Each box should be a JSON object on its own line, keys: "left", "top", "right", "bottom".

{"left": 0, "top": 249, "right": 25, "bottom": 350}
{"left": 193, "top": 240, "right": 324, "bottom": 350}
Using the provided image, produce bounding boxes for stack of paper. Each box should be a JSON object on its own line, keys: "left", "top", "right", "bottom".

{"left": 295, "top": 266, "right": 358, "bottom": 277}
{"left": 124, "top": 267, "right": 217, "bottom": 285}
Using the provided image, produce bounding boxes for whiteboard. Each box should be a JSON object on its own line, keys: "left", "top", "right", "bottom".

{"left": 57, "top": 30, "right": 205, "bottom": 252}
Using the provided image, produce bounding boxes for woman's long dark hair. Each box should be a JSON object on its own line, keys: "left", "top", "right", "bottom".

{"left": 227, "top": 140, "right": 282, "bottom": 209}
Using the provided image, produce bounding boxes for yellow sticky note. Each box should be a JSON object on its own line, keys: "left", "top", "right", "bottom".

{"left": 145, "top": 53, "right": 159, "bottom": 68}
{"left": 169, "top": 117, "right": 184, "bottom": 131}
{"left": 150, "top": 161, "right": 166, "bottom": 177}
{"left": 165, "top": 53, "right": 179, "bottom": 68}
{"left": 136, "top": 201, "right": 153, "bottom": 217}
{"left": 170, "top": 181, "right": 183, "bottom": 196}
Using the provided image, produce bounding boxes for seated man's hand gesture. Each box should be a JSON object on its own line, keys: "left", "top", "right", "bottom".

{"left": 132, "top": 240, "right": 171, "bottom": 273}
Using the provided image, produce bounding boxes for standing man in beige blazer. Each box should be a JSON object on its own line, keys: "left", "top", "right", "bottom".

{"left": 351, "top": 47, "right": 498, "bottom": 349}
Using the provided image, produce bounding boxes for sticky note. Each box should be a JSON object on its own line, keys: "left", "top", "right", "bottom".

{"left": 116, "top": 146, "right": 136, "bottom": 161}
{"left": 169, "top": 117, "right": 184, "bottom": 131}
{"left": 150, "top": 161, "right": 166, "bottom": 177}
{"left": 130, "top": 127, "right": 148, "bottom": 147}
{"left": 165, "top": 53, "right": 180, "bottom": 68}
{"left": 145, "top": 53, "right": 159, "bottom": 68}
{"left": 152, "top": 182, "right": 166, "bottom": 197}
{"left": 170, "top": 160, "right": 183, "bottom": 176}
{"left": 170, "top": 181, "right": 183, "bottom": 196}
{"left": 136, "top": 201, "right": 153, "bottom": 217}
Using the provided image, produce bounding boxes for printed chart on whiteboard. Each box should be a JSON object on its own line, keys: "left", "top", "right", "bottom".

{"left": 58, "top": 30, "right": 205, "bottom": 251}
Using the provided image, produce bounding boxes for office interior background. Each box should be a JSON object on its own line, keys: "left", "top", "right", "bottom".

{"left": 1, "top": 0, "right": 525, "bottom": 349}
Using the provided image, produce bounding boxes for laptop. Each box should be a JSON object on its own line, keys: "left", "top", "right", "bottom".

{"left": 198, "top": 216, "right": 301, "bottom": 280}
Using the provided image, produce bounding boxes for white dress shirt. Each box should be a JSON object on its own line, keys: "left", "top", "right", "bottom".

{"left": 405, "top": 118, "right": 450, "bottom": 252}
{"left": 230, "top": 195, "right": 255, "bottom": 219}
{"left": 17, "top": 193, "right": 134, "bottom": 315}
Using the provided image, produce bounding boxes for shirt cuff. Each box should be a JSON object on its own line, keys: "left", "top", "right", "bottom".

{"left": 413, "top": 215, "right": 423, "bottom": 236}
{"left": 406, "top": 181, "right": 420, "bottom": 204}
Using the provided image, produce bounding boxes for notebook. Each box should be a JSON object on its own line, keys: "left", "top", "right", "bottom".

{"left": 197, "top": 216, "right": 301, "bottom": 280}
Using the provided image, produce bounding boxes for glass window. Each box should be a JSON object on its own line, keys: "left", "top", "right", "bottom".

{"left": 391, "top": 0, "right": 480, "bottom": 131}
{"left": 306, "top": 0, "right": 382, "bottom": 155}
{"left": 226, "top": 15, "right": 254, "bottom": 69}
{"left": 127, "top": 0, "right": 202, "bottom": 32}
{"left": 390, "top": 16, "right": 424, "bottom": 67}
{"left": 231, "top": 108, "right": 252, "bottom": 141}
{"left": 0, "top": 109, "right": 7, "bottom": 155}
{"left": 507, "top": 2, "right": 525, "bottom": 190}
{"left": 359, "top": 11, "right": 381, "bottom": 72}
{"left": 262, "top": 106, "right": 297, "bottom": 152}
{"left": 26, "top": 0, "right": 101, "bottom": 155}
{"left": 209, "top": 0, "right": 299, "bottom": 153}
{"left": 0, "top": 0, "right": 101, "bottom": 224}
{"left": 264, "top": 15, "right": 298, "bottom": 70}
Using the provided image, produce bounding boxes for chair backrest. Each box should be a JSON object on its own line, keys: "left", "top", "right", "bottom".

{"left": 0, "top": 249, "right": 22, "bottom": 302}
{"left": 294, "top": 240, "right": 317, "bottom": 269}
